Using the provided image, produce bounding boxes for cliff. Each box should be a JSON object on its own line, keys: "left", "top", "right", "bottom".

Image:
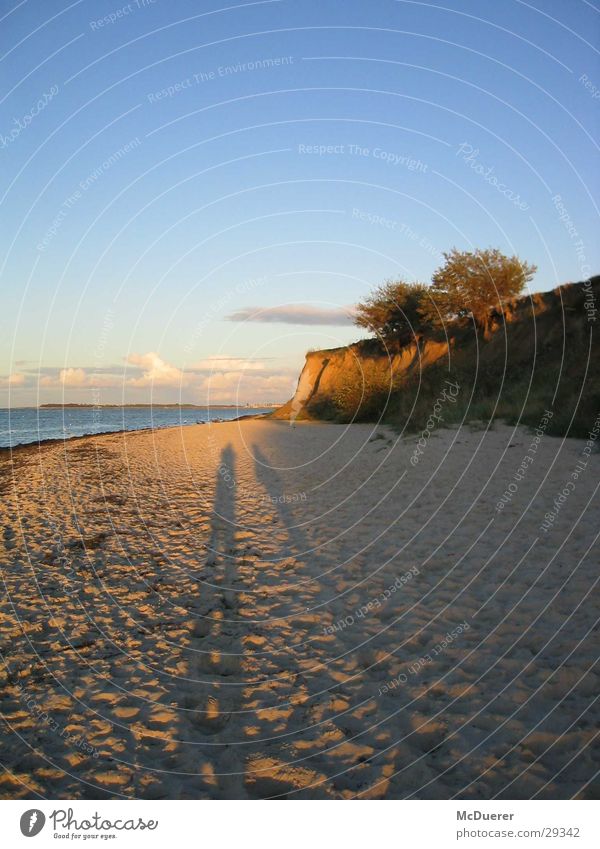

{"left": 273, "top": 277, "right": 600, "bottom": 437}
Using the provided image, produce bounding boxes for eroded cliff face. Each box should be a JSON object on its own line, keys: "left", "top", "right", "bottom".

{"left": 272, "top": 278, "right": 599, "bottom": 428}
{"left": 273, "top": 339, "right": 450, "bottom": 421}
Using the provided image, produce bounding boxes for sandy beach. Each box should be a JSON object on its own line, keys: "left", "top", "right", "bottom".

{"left": 0, "top": 418, "right": 598, "bottom": 800}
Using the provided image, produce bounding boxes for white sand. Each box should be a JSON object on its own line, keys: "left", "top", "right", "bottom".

{"left": 0, "top": 419, "right": 598, "bottom": 799}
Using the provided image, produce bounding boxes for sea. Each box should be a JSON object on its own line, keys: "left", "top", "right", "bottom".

{"left": 0, "top": 406, "right": 273, "bottom": 449}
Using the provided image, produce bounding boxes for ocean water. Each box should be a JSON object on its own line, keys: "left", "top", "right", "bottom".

{"left": 0, "top": 406, "right": 272, "bottom": 449}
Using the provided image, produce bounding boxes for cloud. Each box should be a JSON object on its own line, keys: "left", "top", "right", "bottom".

{"left": 40, "top": 368, "right": 89, "bottom": 387}
{"left": 60, "top": 368, "right": 88, "bottom": 387}
{"left": 39, "top": 368, "right": 117, "bottom": 388}
{"left": 32, "top": 364, "right": 123, "bottom": 377}
{"left": 192, "top": 356, "right": 266, "bottom": 372}
{"left": 190, "top": 357, "right": 296, "bottom": 403}
{"left": 0, "top": 372, "right": 27, "bottom": 387}
{"left": 226, "top": 304, "right": 356, "bottom": 326}
{"left": 3, "top": 353, "right": 293, "bottom": 404}
{"left": 126, "top": 352, "right": 188, "bottom": 388}
{"left": 201, "top": 370, "right": 293, "bottom": 403}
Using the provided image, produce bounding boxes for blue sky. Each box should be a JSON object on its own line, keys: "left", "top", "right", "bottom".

{"left": 1, "top": 0, "right": 598, "bottom": 405}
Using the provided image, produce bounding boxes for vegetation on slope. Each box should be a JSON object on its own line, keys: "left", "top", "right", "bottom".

{"left": 288, "top": 273, "right": 599, "bottom": 439}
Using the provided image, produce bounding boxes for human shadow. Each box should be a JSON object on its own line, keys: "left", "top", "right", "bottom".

{"left": 207, "top": 444, "right": 236, "bottom": 563}
{"left": 125, "top": 443, "right": 247, "bottom": 798}
{"left": 251, "top": 444, "right": 322, "bottom": 569}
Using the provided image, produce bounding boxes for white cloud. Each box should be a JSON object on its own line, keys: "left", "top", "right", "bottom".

{"left": 192, "top": 356, "right": 266, "bottom": 372}
{"left": 60, "top": 367, "right": 88, "bottom": 387}
{"left": 40, "top": 368, "right": 88, "bottom": 387}
{"left": 201, "top": 370, "right": 292, "bottom": 403}
{"left": 0, "top": 372, "right": 26, "bottom": 387}
{"left": 190, "top": 357, "right": 294, "bottom": 403}
{"left": 126, "top": 352, "right": 188, "bottom": 387}
{"left": 5, "top": 353, "right": 292, "bottom": 404}
{"left": 226, "top": 304, "right": 356, "bottom": 326}
{"left": 39, "top": 368, "right": 121, "bottom": 389}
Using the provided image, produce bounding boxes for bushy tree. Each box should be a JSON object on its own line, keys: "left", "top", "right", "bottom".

{"left": 419, "top": 248, "right": 536, "bottom": 334}
{"left": 354, "top": 280, "right": 430, "bottom": 345}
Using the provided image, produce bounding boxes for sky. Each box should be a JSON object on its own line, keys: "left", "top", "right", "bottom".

{"left": 0, "top": 0, "right": 598, "bottom": 406}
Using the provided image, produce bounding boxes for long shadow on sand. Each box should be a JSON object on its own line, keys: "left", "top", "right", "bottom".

{"left": 251, "top": 444, "right": 321, "bottom": 568}
{"left": 119, "top": 443, "right": 248, "bottom": 798}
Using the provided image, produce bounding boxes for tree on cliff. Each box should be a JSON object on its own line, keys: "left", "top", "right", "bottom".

{"left": 354, "top": 280, "right": 430, "bottom": 345}
{"left": 419, "top": 248, "right": 536, "bottom": 335}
